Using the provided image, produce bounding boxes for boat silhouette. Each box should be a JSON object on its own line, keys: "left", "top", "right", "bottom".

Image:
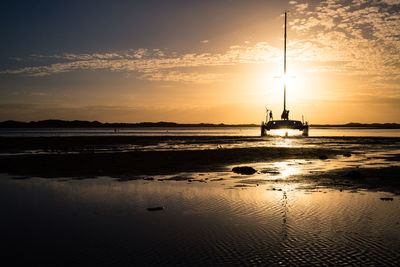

{"left": 261, "top": 12, "right": 309, "bottom": 137}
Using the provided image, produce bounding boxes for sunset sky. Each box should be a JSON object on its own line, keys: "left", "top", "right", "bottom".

{"left": 0, "top": 0, "right": 399, "bottom": 124}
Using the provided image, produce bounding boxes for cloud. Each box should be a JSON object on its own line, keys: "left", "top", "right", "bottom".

{"left": 139, "top": 71, "right": 226, "bottom": 83}
{"left": 27, "top": 92, "right": 47, "bottom": 96}
{"left": 289, "top": 0, "right": 400, "bottom": 80}
{"left": 1, "top": 0, "right": 398, "bottom": 86}
{"left": 0, "top": 43, "right": 280, "bottom": 82}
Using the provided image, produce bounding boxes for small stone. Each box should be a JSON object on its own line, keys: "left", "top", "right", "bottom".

{"left": 232, "top": 166, "right": 257, "bottom": 175}
{"left": 234, "top": 184, "right": 251, "bottom": 188}
{"left": 147, "top": 206, "right": 164, "bottom": 211}
{"left": 380, "top": 197, "right": 393, "bottom": 201}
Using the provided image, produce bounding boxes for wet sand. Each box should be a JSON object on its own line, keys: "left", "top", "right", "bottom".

{"left": 301, "top": 166, "right": 400, "bottom": 194}
{"left": 1, "top": 136, "right": 399, "bottom": 193}
{"left": 1, "top": 135, "right": 399, "bottom": 151}
{"left": 0, "top": 146, "right": 342, "bottom": 177}
{"left": 1, "top": 175, "right": 399, "bottom": 266}
{"left": 1, "top": 135, "right": 400, "bottom": 265}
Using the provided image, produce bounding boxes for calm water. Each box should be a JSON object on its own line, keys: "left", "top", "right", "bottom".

{"left": 2, "top": 129, "right": 400, "bottom": 160}
{"left": 0, "top": 176, "right": 398, "bottom": 266}
{"left": 1, "top": 127, "right": 399, "bottom": 265}
{"left": 1, "top": 127, "right": 400, "bottom": 137}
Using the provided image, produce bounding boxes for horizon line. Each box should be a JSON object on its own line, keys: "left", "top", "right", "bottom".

{"left": 1, "top": 119, "right": 400, "bottom": 127}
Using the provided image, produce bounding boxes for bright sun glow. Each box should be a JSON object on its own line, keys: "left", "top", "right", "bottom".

{"left": 269, "top": 129, "right": 302, "bottom": 137}
{"left": 274, "top": 161, "right": 300, "bottom": 179}
{"left": 283, "top": 73, "right": 288, "bottom": 86}
{"left": 269, "top": 68, "right": 301, "bottom": 99}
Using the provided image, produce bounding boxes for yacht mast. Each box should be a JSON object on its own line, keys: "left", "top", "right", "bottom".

{"left": 283, "top": 11, "right": 287, "bottom": 113}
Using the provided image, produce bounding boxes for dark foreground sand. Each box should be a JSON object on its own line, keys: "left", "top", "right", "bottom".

{"left": 0, "top": 146, "right": 341, "bottom": 176}
{"left": 1, "top": 136, "right": 399, "bottom": 193}
{"left": 300, "top": 166, "right": 400, "bottom": 194}
{"left": 1, "top": 136, "right": 399, "bottom": 266}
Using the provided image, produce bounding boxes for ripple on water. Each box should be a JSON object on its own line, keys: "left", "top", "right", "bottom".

{"left": 0, "top": 175, "right": 399, "bottom": 265}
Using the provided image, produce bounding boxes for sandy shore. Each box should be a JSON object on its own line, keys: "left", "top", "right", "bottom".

{"left": 1, "top": 136, "right": 399, "bottom": 193}
{"left": 301, "top": 166, "right": 400, "bottom": 194}
{"left": 0, "top": 136, "right": 262, "bottom": 150}
{"left": 1, "top": 136, "right": 399, "bottom": 265}
{"left": 0, "top": 146, "right": 340, "bottom": 177}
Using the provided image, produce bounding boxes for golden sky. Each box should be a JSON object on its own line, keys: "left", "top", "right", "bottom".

{"left": 0, "top": 0, "right": 399, "bottom": 123}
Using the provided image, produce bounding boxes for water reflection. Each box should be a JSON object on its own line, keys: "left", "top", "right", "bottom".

{"left": 2, "top": 132, "right": 400, "bottom": 157}
{"left": 1, "top": 175, "right": 398, "bottom": 265}
{"left": 268, "top": 129, "right": 303, "bottom": 137}
{"left": 281, "top": 190, "right": 289, "bottom": 242}
{"left": 229, "top": 148, "right": 400, "bottom": 183}
{"left": 1, "top": 127, "right": 400, "bottom": 137}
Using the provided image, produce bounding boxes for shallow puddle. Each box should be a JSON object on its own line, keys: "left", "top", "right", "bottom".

{"left": 1, "top": 174, "right": 398, "bottom": 265}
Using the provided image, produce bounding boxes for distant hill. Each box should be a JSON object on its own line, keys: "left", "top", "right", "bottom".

{"left": 0, "top": 120, "right": 258, "bottom": 128}
{"left": 311, "top": 123, "right": 400, "bottom": 129}
{"left": 0, "top": 120, "right": 399, "bottom": 129}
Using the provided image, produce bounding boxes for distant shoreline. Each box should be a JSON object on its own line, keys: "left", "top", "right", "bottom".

{"left": 0, "top": 120, "right": 400, "bottom": 129}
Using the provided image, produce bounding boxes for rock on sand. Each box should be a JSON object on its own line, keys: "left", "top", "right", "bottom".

{"left": 232, "top": 166, "right": 257, "bottom": 175}
{"left": 147, "top": 207, "right": 164, "bottom": 211}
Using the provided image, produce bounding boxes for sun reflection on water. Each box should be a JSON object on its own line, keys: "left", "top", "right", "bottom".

{"left": 268, "top": 129, "right": 303, "bottom": 137}
{"left": 273, "top": 161, "right": 301, "bottom": 179}
{"left": 2, "top": 173, "right": 399, "bottom": 266}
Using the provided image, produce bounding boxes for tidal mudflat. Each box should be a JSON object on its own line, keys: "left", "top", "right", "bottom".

{"left": 1, "top": 134, "right": 399, "bottom": 265}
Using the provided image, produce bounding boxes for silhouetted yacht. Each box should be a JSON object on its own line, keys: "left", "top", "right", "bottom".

{"left": 261, "top": 12, "right": 309, "bottom": 137}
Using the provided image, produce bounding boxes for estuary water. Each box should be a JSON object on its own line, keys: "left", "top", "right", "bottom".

{"left": 1, "top": 126, "right": 400, "bottom": 137}
{"left": 1, "top": 127, "right": 399, "bottom": 265}
{"left": 0, "top": 176, "right": 398, "bottom": 266}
